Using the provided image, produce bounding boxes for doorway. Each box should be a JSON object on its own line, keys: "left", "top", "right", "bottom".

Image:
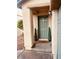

{"left": 38, "top": 16, "right": 48, "bottom": 40}
{"left": 32, "top": 15, "right": 52, "bottom": 53}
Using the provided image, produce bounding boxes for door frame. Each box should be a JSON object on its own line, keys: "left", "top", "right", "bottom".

{"left": 38, "top": 15, "right": 48, "bottom": 41}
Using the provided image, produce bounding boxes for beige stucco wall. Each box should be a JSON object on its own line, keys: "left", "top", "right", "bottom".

{"left": 51, "top": 9, "right": 61, "bottom": 59}
{"left": 22, "top": 7, "right": 34, "bottom": 50}
{"left": 57, "top": 8, "right": 61, "bottom": 59}
{"left": 48, "top": 15, "right": 52, "bottom": 28}
{"left": 22, "top": 0, "right": 50, "bottom": 8}
{"left": 22, "top": 1, "right": 50, "bottom": 49}
{"left": 51, "top": 10, "right": 58, "bottom": 59}
{"left": 33, "top": 15, "right": 38, "bottom": 37}
{"left": 26, "top": 0, "right": 50, "bottom": 4}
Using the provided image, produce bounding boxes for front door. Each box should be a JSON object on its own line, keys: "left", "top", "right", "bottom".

{"left": 38, "top": 16, "right": 48, "bottom": 39}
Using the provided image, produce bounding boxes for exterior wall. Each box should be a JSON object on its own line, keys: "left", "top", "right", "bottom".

{"left": 26, "top": 0, "right": 50, "bottom": 4}
{"left": 22, "top": 1, "right": 60, "bottom": 59}
{"left": 33, "top": 15, "right": 38, "bottom": 29}
{"left": 51, "top": 9, "right": 61, "bottom": 59}
{"left": 51, "top": 10, "right": 58, "bottom": 59}
{"left": 48, "top": 15, "right": 52, "bottom": 28}
{"left": 23, "top": 0, "right": 50, "bottom": 8}
{"left": 57, "top": 8, "right": 61, "bottom": 59}
{"left": 22, "top": 0, "right": 50, "bottom": 49}
{"left": 33, "top": 15, "right": 38, "bottom": 37}
{"left": 22, "top": 7, "right": 34, "bottom": 50}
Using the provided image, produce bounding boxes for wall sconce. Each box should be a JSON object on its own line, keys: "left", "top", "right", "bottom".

{"left": 48, "top": 11, "right": 52, "bottom": 16}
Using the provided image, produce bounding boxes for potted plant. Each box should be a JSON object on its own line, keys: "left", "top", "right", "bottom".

{"left": 34, "top": 28, "right": 38, "bottom": 41}
{"left": 48, "top": 27, "right": 51, "bottom": 42}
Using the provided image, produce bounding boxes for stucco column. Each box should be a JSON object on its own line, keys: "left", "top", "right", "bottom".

{"left": 52, "top": 10, "right": 57, "bottom": 59}
{"left": 22, "top": 7, "right": 33, "bottom": 50}
{"left": 33, "top": 15, "right": 38, "bottom": 29}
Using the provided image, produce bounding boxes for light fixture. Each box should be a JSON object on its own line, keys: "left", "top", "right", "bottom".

{"left": 48, "top": 0, "right": 52, "bottom": 16}
{"left": 48, "top": 11, "right": 52, "bottom": 15}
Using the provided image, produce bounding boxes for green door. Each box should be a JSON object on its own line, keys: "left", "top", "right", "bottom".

{"left": 38, "top": 16, "right": 48, "bottom": 39}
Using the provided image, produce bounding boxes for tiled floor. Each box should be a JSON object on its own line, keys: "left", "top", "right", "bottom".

{"left": 32, "top": 41, "right": 52, "bottom": 53}
{"left": 17, "top": 50, "right": 53, "bottom": 59}
{"left": 17, "top": 41, "right": 52, "bottom": 59}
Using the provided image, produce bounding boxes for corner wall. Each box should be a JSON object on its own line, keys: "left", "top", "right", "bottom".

{"left": 57, "top": 8, "right": 61, "bottom": 59}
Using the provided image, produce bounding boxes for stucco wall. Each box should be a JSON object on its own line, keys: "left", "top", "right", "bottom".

{"left": 22, "top": 0, "right": 50, "bottom": 8}
{"left": 33, "top": 15, "right": 38, "bottom": 36}
{"left": 48, "top": 16, "right": 52, "bottom": 28}
{"left": 27, "top": 0, "right": 50, "bottom": 4}
{"left": 57, "top": 8, "right": 61, "bottom": 59}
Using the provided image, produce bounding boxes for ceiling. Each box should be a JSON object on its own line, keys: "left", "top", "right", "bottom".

{"left": 51, "top": 0, "right": 61, "bottom": 10}
{"left": 17, "top": 0, "right": 61, "bottom": 10}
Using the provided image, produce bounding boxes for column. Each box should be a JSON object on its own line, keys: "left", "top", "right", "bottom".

{"left": 22, "top": 7, "right": 33, "bottom": 50}
{"left": 52, "top": 10, "right": 58, "bottom": 59}
{"left": 33, "top": 15, "right": 38, "bottom": 29}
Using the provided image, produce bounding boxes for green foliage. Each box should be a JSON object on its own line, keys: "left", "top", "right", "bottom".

{"left": 48, "top": 27, "right": 51, "bottom": 42}
{"left": 17, "top": 20, "right": 23, "bottom": 29}
{"left": 34, "top": 28, "right": 38, "bottom": 41}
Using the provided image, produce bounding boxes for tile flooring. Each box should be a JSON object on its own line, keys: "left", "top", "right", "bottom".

{"left": 17, "top": 50, "right": 53, "bottom": 59}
